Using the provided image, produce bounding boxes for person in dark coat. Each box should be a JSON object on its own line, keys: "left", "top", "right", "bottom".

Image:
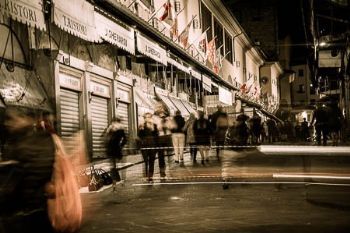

{"left": 311, "top": 102, "right": 329, "bottom": 146}
{"left": 327, "top": 101, "right": 343, "bottom": 146}
{"left": 138, "top": 113, "right": 159, "bottom": 182}
{"left": 1, "top": 106, "right": 55, "bottom": 233}
{"left": 193, "top": 111, "right": 211, "bottom": 164}
{"left": 301, "top": 118, "right": 310, "bottom": 141}
{"left": 210, "top": 105, "right": 228, "bottom": 160}
{"left": 106, "top": 117, "right": 127, "bottom": 188}
{"left": 170, "top": 110, "right": 186, "bottom": 163}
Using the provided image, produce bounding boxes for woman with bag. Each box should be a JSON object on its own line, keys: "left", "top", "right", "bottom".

{"left": 106, "top": 117, "right": 127, "bottom": 190}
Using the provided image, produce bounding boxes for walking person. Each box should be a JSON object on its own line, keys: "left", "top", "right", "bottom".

{"left": 301, "top": 118, "right": 310, "bottom": 142}
{"left": 157, "top": 113, "right": 171, "bottom": 178}
{"left": 106, "top": 117, "right": 127, "bottom": 190}
{"left": 210, "top": 105, "right": 228, "bottom": 160}
{"left": 183, "top": 113, "right": 197, "bottom": 163}
{"left": 1, "top": 106, "right": 56, "bottom": 233}
{"left": 327, "top": 100, "right": 343, "bottom": 146}
{"left": 311, "top": 102, "right": 329, "bottom": 146}
{"left": 193, "top": 111, "right": 211, "bottom": 165}
{"left": 170, "top": 110, "right": 186, "bottom": 164}
{"left": 138, "top": 113, "right": 159, "bottom": 182}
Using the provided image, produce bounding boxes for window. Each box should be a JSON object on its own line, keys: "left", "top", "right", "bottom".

{"left": 214, "top": 18, "right": 224, "bottom": 56}
{"left": 200, "top": 2, "right": 212, "bottom": 42}
{"left": 224, "top": 29, "right": 233, "bottom": 64}
{"left": 298, "top": 84, "right": 305, "bottom": 93}
{"left": 298, "top": 69, "right": 304, "bottom": 77}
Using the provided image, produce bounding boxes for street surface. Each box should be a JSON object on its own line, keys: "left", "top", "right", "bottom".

{"left": 80, "top": 145, "right": 350, "bottom": 233}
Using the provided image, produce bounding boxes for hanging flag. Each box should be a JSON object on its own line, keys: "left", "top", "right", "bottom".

{"left": 240, "top": 83, "right": 247, "bottom": 93}
{"left": 177, "top": 19, "right": 193, "bottom": 48}
{"left": 159, "top": 0, "right": 174, "bottom": 25}
{"left": 197, "top": 30, "right": 208, "bottom": 59}
{"left": 206, "top": 37, "right": 216, "bottom": 65}
{"left": 213, "top": 45, "right": 223, "bottom": 74}
{"left": 170, "top": 16, "right": 178, "bottom": 40}
{"left": 246, "top": 84, "right": 253, "bottom": 94}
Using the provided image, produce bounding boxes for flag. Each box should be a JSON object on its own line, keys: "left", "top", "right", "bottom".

{"left": 159, "top": 0, "right": 174, "bottom": 26}
{"left": 177, "top": 19, "right": 193, "bottom": 48}
{"left": 206, "top": 38, "right": 216, "bottom": 65}
{"left": 213, "top": 45, "right": 223, "bottom": 73}
{"left": 246, "top": 84, "right": 253, "bottom": 94}
{"left": 197, "top": 31, "right": 208, "bottom": 59}
{"left": 240, "top": 83, "right": 247, "bottom": 93}
{"left": 170, "top": 16, "right": 178, "bottom": 40}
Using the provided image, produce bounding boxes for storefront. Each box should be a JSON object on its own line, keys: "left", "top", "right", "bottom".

{"left": 57, "top": 66, "right": 83, "bottom": 152}
{"left": 89, "top": 77, "right": 112, "bottom": 158}
{"left": 155, "top": 86, "right": 178, "bottom": 116}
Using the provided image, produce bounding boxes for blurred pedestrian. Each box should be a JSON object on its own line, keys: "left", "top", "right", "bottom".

{"left": 183, "top": 112, "right": 197, "bottom": 163}
{"left": 193, "top": 111, "right": 211, "bottom": 164}
{"left": 157, "top": 113, "right": 171, "bottom": 178}
{"left": 301, "top": 118, "right": 310, "bottom": 142}
{"left": 251, "top": 112, "right": 262, "bottom": 145}
{"left": 138, "top": 113, "right": 159, "bottom": 182}
{"left": 327, "top": 100, "right": 343, "bottom": 146}
{"left": 311, "top": 102, "right": 329, "bottom": 146}
{"left": 170, "top": 110, "right": 186, "bottom": 164}
{"left": 1, "top": 106, "right": 56, "bottom": 233}
{"left": 211, "top": 105, "right": 228, "bottom": 160}
{"left": 106, "top": 117, "right": 127, "bottom": 190}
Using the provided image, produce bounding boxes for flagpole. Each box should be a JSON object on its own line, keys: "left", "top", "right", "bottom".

{"left": 147, "top": 3, "right": 165, "bottom": 23}
{"left": 174, "top": 15, "right": 197, "bottom": 43}
{"left": 220, "top": 51, "right": 231, "bottom": 62}
{"left": 186, "top": 26, "right": 211, "bottom": 50}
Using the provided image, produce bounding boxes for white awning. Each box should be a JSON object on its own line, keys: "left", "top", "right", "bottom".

{"left": 136, "top": 32, "right": 167, "bottom": 65}
{"left": 52, "top": 0, "right": 99, "bottom": 42}
{"left": 219, "top": 86, "right": 233, "bottom": 106}
{"left": 190, "top": 69, "right": 201, "bottom": 81}
{"left": 0, "top": 0, "right": 46, "bottom": 30}
{"left": 180, "top": 100, "right": 196, "bottom": 114}
{"left": 202, "top": 75, "right": 212, "bottom": 92}
{"left": 169, "top": 96, "right": 189, "bottom": 117}
{"left": 95, "top": 11, "right": 135, "bottom": 54}
{"left": 167, "top": 57, "right": 190, "bottom": 74}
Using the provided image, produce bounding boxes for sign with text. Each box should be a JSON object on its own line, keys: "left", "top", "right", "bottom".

{"left": 59, "top": 73, "right": 81, "bottom": 91}
{"left": 53, "top": 0, "right": 98, "bottom": 42}
{"left": 136, "top": 32, "right": 167, "bottom": 65}
{"left": 90, "top": 81, "right": 110, "bottom": 97}
{"left": 0, "top": 0, "right": 46, "bottom": 30}
{"left": 95, "top": 12, "right": 135, "bottom": 55}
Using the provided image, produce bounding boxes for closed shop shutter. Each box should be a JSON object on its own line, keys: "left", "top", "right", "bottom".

{"left": 91, "top": 95, "right": 109, "bottom": 158}
{"left": 60, "top": 88, "right": 80, "bottom": 152}
{"left": 116, "top": 101, "right": 129, "bottom": 135}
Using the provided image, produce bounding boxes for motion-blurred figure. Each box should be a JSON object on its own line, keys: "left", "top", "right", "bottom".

{"left": 1, "top": 106, "right": 55, "bottom": 233}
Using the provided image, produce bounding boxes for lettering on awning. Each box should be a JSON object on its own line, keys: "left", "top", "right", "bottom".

{"left": 0, "top": 0, "right": 46, "bottom": 30}
{"left": 95, "top": 12, "right": 135, "bottom": 54}
{"left": 136, "top": 32, "right": 167, "bottom": 65}
{"left": 52, "top": 0, "right": 98, "bottom": 42}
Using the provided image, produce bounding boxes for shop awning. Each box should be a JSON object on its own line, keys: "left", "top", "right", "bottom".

{"left": 0, "top": 64, "right": 52, "bottom": 111}
{"left": 136, "top": 32, "right": 167, "bottom": 66}
{"left": 154, "top": 87, "right": 178, "bottom": 116}
{"left": 94, "top": 11, "right": 135, "bottom": 54}
{"left": 134, "top": 89, "right": 154, "bottom": 114}
{"left": 52, "top": 0, "right": 99, "bottom": 42}
{"left": 0, "top": 0, "right": 46, "bottom": 31}
{"left": 202, "top": 75, "right": 212, "bottom": 92}
{"left": 167, "top": 57, "right": 190, "bottom": 74}
{"left": 190, "top": 69, "right": 201, "bottom": 81}
{"left": 180, "top": 100, "right": 196, "bottom": 114}
{"left": 169, "top": 96, "right": 189, "bottom": 117}
{"left": 258, "top": 108, "right": 283, "bottom": 123}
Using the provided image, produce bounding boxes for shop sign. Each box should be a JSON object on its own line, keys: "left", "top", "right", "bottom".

{"left": 0, "top": 0, "right": 46, "bottom": 30}
{"left": 203, "top": 83, "right": 211, "bottom": 92}
{"left": 190, "top": 69, "right": 201, "bottom": 81}
{"left": 202, "top": 75, "right": 211, "bottom": 87}
{"left": 167, "top": 57, "right": 190, "bottom": 74}
{"left": 52, "top": 0, "right": 98, "bottom": 42}
{"left": 219, "top": 86, "right": 232, "bottom": 105}
{"left": 90, "top": 81, "right": 110, "bottom": 97}
{"left": 95, "top": 12, "right": 135, "bottom": 54}
{"left": 117, "top": 88, "right": 130, "bottom": 103}
{"left": 136, "top": 32, "right": 167, "bottom": 65}
{"left": 59, "top": 73, "right": 81, "bottom": 91}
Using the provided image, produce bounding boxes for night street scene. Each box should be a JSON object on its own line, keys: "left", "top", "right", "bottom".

{"left": 0, "top": 0, "right": 350, "bottom": 233}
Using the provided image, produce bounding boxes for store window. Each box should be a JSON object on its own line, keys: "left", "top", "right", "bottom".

{"left": 298, "top": 84, "right": 305, "bottom": 93}
{"left": 224, "top": 29, "right": 233, "bottom": 64}
{"left": 201, "top": 2, "right": 212, "bottom": 42}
